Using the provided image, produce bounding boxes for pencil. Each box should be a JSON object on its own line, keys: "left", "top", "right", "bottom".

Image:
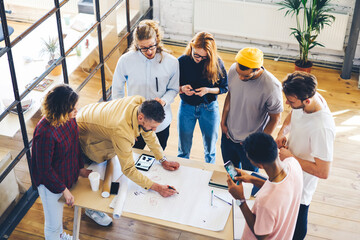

{"left": 214, "top": 194, "right": 232, "bottom": 205}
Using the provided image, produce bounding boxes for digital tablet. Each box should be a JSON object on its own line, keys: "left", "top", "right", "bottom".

{"left": 135, "top": 154, "right": 156, "bottom": 171}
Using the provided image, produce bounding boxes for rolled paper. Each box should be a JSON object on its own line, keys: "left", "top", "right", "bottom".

{"left": 113, "top": 176, "right": 129, "bottom": 219}
{"left": 102, "top": 158, "right": 114, "bottom": 198}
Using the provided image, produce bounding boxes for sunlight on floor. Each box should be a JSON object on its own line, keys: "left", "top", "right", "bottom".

{"left": 332, "top": 109, "right": 350, "bottom": 116}
{"left": 341, "top": 115, "right": 360, "bottom": 126}
{"left": 348, "top": 135, "right": 360, "bottom": 142}
{"left": 336, "top": 126, "right": 357, "bottom": 133}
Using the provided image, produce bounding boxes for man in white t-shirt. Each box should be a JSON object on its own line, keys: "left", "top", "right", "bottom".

{"left": 227, "top": 132, "right": 303, "bottom": 239}
{"left": 275, "top": 71, "right": 336, "bottom": 240}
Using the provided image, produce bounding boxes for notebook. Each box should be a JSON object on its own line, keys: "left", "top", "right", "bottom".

{"left": 209, "top": 170, "right": 228, "bottom": 189}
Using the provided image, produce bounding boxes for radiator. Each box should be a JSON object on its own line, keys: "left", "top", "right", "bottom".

{"left": 194, "top": 0, "right": 349, "bottom": 51}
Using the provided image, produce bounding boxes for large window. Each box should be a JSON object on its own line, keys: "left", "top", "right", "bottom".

{"left": 0, "top": 0, "right": 153, "bottom": 237}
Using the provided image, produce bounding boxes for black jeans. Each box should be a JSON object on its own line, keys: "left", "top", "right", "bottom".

{"left": 220, "top": 133, "right": 258, "bottom": 171}
{"left": 133, "top": 125, "right": 169, "bottom": 150}
{"left": 293, "top": 204, "right": 309, "bottom": 240}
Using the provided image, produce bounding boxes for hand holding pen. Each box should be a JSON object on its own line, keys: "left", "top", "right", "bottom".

{"left": 167, "top": 185, "right": 179, "bottom": 194}
{"left": 152, "top": 183, "right": 178, "bottom": 197}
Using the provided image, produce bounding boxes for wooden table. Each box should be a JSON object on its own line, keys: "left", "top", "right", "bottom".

{"left": 69, "top": 149, "right": 234, "bottom": 240}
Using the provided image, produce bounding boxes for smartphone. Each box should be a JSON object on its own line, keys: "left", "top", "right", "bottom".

{"left": 135, "top": 154, "right": 156, "bottom": 171}
{"left": 224, "top": 160, "right": 238, "bottom": 180}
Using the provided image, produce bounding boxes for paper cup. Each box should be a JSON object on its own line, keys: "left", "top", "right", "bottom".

{"left": 88, "top": 172, "right": 100, "bottom": 191}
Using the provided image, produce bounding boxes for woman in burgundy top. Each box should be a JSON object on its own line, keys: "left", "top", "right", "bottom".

{"left": 30, "top": 85, "right": 91, "bottom": 240}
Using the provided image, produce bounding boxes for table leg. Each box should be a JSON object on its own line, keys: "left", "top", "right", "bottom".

{"left": 73, "top": 206, "right": 82, "bottom": 240}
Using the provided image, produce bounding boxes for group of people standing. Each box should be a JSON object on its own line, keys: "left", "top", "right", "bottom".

{"left": 30, "top": 19, "right": 335, "bottom": 240}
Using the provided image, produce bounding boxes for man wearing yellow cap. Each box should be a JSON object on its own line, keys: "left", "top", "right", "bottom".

{"left": 220, "top": 47, "right": 283, "bottom": 171}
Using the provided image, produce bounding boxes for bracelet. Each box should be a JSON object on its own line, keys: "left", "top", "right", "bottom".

{"left": 159, "top": 156, "right": 167, "bottom": 163}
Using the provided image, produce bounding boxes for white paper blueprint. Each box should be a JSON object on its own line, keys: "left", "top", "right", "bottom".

{"left": 123, "top": 162, "right": 235, "bottom": 231}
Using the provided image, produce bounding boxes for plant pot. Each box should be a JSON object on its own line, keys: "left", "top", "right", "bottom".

{"left": 47, "top": 60, "right": 62, "bottom": 76}
{"left": 294, "top": 60, "right": 313, "bottom": 73}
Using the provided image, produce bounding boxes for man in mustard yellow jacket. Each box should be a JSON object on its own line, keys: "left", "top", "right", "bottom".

{"left": 77, "top": 95, "right": 180, "bottom": 226}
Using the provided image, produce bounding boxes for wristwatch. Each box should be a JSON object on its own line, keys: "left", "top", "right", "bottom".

{"left": 236, "top": 199, "right": 246, "bottom": 207}
{"left": 159, "top": 156, "right": 167, "bottom": 163}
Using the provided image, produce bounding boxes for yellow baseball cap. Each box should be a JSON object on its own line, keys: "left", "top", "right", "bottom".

{"left": 235, "top": 47, "right": 264, "bottom": 69}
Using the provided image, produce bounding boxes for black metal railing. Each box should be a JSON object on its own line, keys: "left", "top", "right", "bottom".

{"left": 0, "top": 0, "right": 153, "bottom": 238}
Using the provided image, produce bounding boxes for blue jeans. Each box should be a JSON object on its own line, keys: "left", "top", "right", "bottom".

{"left": 220, "top": 133, "right": 258, "bottom": 172}
{"left": 37, "top": 184, "right": 64, "bottom": 240}
{"left": 177, "top": 100, "right": 220, "bottom": 164}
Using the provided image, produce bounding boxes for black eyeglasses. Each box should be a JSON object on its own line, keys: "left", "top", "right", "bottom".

{"left": 138, "top": 44, "right": 157, "bottom": 52}
{"left": 192, "top": 49, "right": 208, "bottom": 60}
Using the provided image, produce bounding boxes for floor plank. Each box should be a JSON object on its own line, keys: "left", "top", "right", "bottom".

{"left": 3, "top": 36, "right": 360, "bottom": 239}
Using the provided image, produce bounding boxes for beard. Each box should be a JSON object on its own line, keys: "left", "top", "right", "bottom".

{"left": 140, "top": 124, "right": 152, "bottom": 132}
{"left": 292, "top": 103, "right": 306, "bottom": 110}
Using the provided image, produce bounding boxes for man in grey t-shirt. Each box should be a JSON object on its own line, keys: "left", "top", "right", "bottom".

{"left": 221, "top": 47, "right": 283, "bottom": 171}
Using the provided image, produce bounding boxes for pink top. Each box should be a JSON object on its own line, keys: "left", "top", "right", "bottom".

{"left": 242, "top": 157, "right": 303, "bottom": 240}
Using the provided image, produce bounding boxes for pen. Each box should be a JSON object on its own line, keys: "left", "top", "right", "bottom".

{"left": 156, "top": 77, "right": 159, "bottom": 92}
{"left": 211, "top": 190, "right": 213, "bottom": 206}
{"left": 168, "top": 185, "right": 179, "bottom": 194}
{"left": 236, "top": 162, "right": 242, "bottom": 185}
{"left": 214, "top": 194, "right": 232, "bottom": 206}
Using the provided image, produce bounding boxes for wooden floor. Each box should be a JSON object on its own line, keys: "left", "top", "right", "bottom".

{"left": 3, "top": 39, "right": 360, "bottom": 239}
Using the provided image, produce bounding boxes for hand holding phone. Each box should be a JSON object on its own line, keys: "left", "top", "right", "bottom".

{"left": 224, "top": 160, "right": 239, "bottom": 180}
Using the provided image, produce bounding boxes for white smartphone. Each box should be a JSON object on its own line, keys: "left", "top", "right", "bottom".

{"left": 224, "top": 160, "right": 238, "bottom": 180}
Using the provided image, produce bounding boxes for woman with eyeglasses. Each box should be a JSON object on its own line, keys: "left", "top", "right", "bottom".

{"left": 112, "top": 20, "right": 179, "bottom": 150}
{"left": 30, "top": 85, "right": 91, "bottom": 240}
{"left": 178, "top": 32, "right": 228, "bottom": 164}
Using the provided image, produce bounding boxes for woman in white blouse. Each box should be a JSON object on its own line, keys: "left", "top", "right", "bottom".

{"left": 112, "top": 20, "right": 179, "bottom": 150}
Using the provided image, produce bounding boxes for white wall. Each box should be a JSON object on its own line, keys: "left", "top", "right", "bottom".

{"left": 153, "top": 0, "right": 360, "bottom": 69}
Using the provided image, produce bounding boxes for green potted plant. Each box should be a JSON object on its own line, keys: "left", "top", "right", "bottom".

{"left": 40, "top": 36, "right": 62, "bottom": 76}
{"left": 278, "top": 0, "right": 335, "bottom": 72}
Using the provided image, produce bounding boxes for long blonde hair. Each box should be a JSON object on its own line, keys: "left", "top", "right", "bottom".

{"left": 130, "top": 20, "right": 169, "bottom": 62}
{"left": 184, "top": 32, "right": 223, "bottom": 85}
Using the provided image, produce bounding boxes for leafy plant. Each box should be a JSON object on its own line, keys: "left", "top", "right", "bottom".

{"left": 40, "top": 37, "right": 59, "bottom": 63}
{"left": 278, "top": 0, "right": 335, "bottom": 67}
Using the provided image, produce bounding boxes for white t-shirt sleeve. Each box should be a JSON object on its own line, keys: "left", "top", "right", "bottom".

{"left": 310, "top": 127, "right": 335, "bottom": 162}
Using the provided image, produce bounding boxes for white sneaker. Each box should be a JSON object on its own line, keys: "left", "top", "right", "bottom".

{"left": 85, "top": 209, "right": 112, "bottom": 226}
{"left": 60, "top": 232, "right": 73, "bottom": 240}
